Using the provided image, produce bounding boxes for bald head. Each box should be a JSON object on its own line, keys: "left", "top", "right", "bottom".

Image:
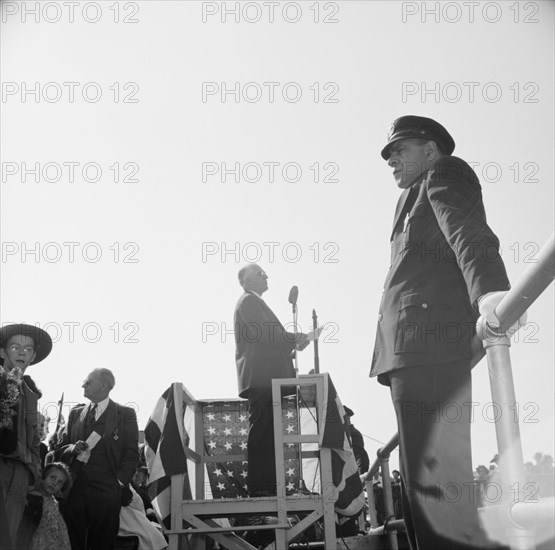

{"left": 238, "top": 264, "right": 268, "bottom": 295}
{"left": 82, "top": 368, "right": 115, "bottom": 403}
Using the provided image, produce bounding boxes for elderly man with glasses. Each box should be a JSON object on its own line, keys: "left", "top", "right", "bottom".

{"left": 234, "top": 263, "right": 309, "bottom": 499}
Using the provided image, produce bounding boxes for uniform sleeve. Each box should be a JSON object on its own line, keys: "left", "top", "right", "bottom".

{"left": 426, "top": 157, "right": 510, "bottom": 305}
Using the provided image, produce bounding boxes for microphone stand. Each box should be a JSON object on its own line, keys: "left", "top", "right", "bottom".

{"left": 292, "top": 300, "right": 298, "bottom": 374}
{"left": 290, "top": 297, "right": 305, "bottom": 492}
{"left": 312, "top": 309, "right": 320, "bottom": 374}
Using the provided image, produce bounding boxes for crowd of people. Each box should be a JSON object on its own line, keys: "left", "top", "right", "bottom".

{"left": 366, "top": 469, "right": 404, "bottom": 525}
{"left": 474, "top": 451, "right": 555, "bottom": 482}
{"left": 472, "top": 452, "right": 555, "bottom": 507}
{"left": 360, "top": 449, "right": 555, "bottom": 531}
{"left": 0, "top": 323, "right": 167, "bottom": 550}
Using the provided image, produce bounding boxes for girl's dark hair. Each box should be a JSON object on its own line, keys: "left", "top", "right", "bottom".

{"left": 43, "top": 462, "right": 71, "bottom": 492}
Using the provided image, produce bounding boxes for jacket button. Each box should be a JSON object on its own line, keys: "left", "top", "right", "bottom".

{"left": 422, "top": 303, "right": 428, "bottom": 309}
{"left": 377, "top": 314, "right": 383, "bottom": 321}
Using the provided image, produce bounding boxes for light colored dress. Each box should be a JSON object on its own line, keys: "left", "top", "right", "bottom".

{"left": 31, "top": 495, "right": 71, "bottom": 550}
{"left": 118, "top": 486, "right": 167, "bottom": 550}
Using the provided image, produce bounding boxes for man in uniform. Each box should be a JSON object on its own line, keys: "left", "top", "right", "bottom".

{"left": 0, "top": 323, "right": 52, "bottom": 548}
{"left": 370, "top": 115, "right": 524, "bottom": 549}
{"left": 234, "top": 263, "right": 308, "bottom": 498}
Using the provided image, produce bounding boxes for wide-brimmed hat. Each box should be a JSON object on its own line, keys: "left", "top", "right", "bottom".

{"left": 0, "top": 324, "right": 53, "bottom": 365}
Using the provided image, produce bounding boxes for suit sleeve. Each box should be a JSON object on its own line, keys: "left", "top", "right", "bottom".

{"left": 116, "top": 406, "right": 139, "bottom": 485}
{"left": 426, "top": 157, "right": 510, "bottom": 306}
{"left": 53, "top": 407, "right": 78, "bottom": 464}
{"left": 238, "top": 294, "right": 296, "bottom": 353}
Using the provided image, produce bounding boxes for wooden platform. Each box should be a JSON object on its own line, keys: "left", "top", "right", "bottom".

{"left": 165, "top": 375, "right": 341, "bottom": 550}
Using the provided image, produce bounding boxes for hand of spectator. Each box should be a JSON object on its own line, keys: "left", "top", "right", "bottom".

{"left": 72, "top": 440, "right": 88, "bottom": 455}
{"left": 146, "top": 509, "right": 158, "bottom": 523}
{"left": 477, "top": 291, "right": 527, "bottom": 342}
{"left": 120, "top": 485, "right": 133, "bottom": 506}
{"left": 295, "top": 333, "right": 309, "bottom": 351}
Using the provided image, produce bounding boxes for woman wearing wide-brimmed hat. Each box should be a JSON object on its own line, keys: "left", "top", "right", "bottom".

{"left": 0, "top": 323, "right": 52, "bottom": 550}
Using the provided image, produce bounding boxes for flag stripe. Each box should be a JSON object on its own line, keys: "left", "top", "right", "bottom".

{"left": 144, "top": 419, "right": 161, "bottom": 453}
{"left": 158, "top": 386, "right": 188, "bottom": 476}
{"left": 145, "top": 383, "right": 192, "bottom": 528}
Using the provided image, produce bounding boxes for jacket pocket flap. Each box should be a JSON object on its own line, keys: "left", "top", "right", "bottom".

{"left": 399, "top": 293, "right": 430, "bottom": 310}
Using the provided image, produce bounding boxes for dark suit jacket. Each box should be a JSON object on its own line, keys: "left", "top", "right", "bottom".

{"left": 55, "top": 399, "right": 139, "bottom": 486}
{"left": 370, "top": 156, "right": 510, "bottom": 382}
{"left": 234, "top": 291, "right": 296, "bottom": 398}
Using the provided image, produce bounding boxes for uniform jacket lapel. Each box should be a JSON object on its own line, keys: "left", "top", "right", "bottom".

{"left": 390, "top": 187, "right": 412, "bottom": 241}
{"left": 389, "top": 179, "right": 425, "bottom": 241}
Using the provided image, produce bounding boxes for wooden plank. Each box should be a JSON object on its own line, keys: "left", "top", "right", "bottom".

{"left": 183, "top": 446, "right": 201, "bottom": 464}
{"left": 202, "top": 454, "right": 246, "bottom": 463}
{"left": 282, "top": 434, "right": 320, "bottom": 444}
{"left": 320, "top": 447, "right": 338, "bottom": 550}
{"left": 182, "top": 515, "right": 258, "bottom": 550}
{"left": 179, "top": 496, "right": 324, "bottom": 516}
{"left": 286, "top": 510, "right": 322, "bottom": 541}
{"left": 174, "top": 524, "right": 289, "bottom": 534}
{"left": 169, "top": 474, "right": 185, "bottom": 550}
{"left": 181, "top": 494, "right": 324, "bottom": 506}
{"left": 194, "top": 397, "right": 205, "bottom": 500}
{"left": 272, "top": 379, "right": 288, "bottom": 550}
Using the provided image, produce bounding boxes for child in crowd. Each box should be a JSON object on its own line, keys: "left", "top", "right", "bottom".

{"left": 18, "top": 462, "right": 72, "bottom": 550}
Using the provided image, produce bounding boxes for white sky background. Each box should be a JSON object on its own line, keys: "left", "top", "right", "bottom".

{"left": 1, "top": 0, "right": 553, "bottom": 472}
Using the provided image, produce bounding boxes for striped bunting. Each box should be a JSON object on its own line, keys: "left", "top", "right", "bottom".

{"left": 144, "top": 383, "right": 193, "bottom": 528}
{"left": 321, "top": 376, "right": 365, "bottom": 517}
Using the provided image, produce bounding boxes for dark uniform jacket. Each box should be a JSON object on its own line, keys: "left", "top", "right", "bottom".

{"left": 234, "top": 291, "right": 296, "bottom": 398}
{"left": 370, "top": 156, "right": 510, "bottom": 383}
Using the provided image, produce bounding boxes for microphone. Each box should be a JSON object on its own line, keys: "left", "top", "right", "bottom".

{"left": 288, "top": 285, "right": 299, "bottom": 306}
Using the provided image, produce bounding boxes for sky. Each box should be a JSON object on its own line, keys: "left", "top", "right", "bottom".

{"left": 1, "top": 0, "right": 553, "bottom": 473}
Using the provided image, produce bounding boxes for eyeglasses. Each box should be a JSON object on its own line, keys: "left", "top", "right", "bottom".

{"left": 257, "top": 270, "right": 267, "bottom": 277}
{"left": 7, "top": 344, "right": 35, "bottom": 354}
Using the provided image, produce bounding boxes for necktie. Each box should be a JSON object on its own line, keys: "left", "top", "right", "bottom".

{"left": 84, "top": 404, "right": 97, "bottom": 438}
